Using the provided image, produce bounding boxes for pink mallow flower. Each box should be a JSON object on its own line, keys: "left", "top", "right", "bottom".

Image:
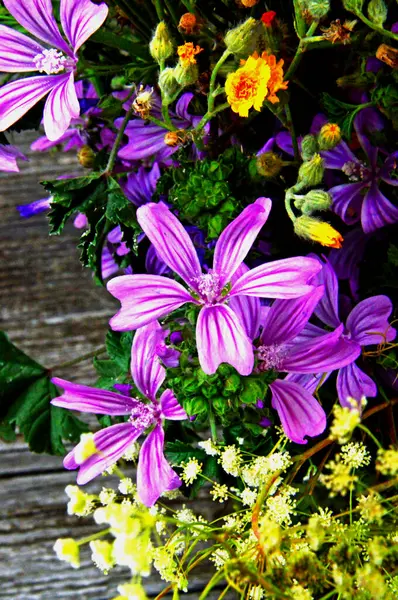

{"left": 0, "top": 0, "right": 108, "bottom": 140}
{"left": 107, "top": 199, "right": 322, "bottom": 376}
{"left": 51, "top": 321, "right": 187, "bottom": 506}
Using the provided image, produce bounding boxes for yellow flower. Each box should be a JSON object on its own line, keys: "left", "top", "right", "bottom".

{"left": 177, "top": 42, "right": 203, "bottom": 67}
{"left": 294, "top": 215, "right": 344, "bottom": 249}
{"left": 225, "top": 51, "right": 288, "bottom": 117}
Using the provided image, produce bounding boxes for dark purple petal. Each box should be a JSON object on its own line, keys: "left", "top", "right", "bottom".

{"left": 137, "top": 203, "right": 202, "bottom": 288}
{"left": 107, "top": 274, "right": 194, "bottom": 330}
{"left": 380, "top": 152, "right": 398, "bottom": 187}
{"left": 354, "top": 107, "right": 383, "bottom": 169}
{"left": 275, "top": 131, "right": 295, "bottom": 156}
{"left": 175, "top": 92, "right": 194, "bottom": 121}
{"left": 213, "top": 197, "right": 272, "bottom": 287}
{"left": 230, "top": 257, "right": 321, "bottom": 299}
{"left": 60, "top": 0, "right": 108, "bottom": 53}
{"left": 137, "top": 424, "right": 181, "bottom": 506}
{"left": 361, "top": 182, "right": 398, "bottom": 233}
{"left": 257, "top": 136, "right": 275, "bottom": 155}
{"left": 3, "top": 0, "right": 72, "bottom": 56}
{"left": 196, "top": 304, "right": 254, "bottom": 375}
{"left": 101, "top": 246, "right": 119, "bottom": 280}
{"left": 337, "top": 362, "right": 377, "bottom": 408}
{"left": 43, "top": 72, "right": 80, "bottom": 141}
{"left": 145, "top": 244, "right": 169, "bottom": 276}
{"left": 17, "top": 197, "right": 51, "bottom": 218}
{"left": 123, "top": 163, "right": 160, "bottom": 207}
{"left": 0, "top": 143, "right": 27, "bottom": 172}
{"left": 160, "top": 389, "right": 187, "bottom": 420}
{"left": 51, "top": 377, "right": 136, "bottom": 414}
{"left": 0, "top": 25, "right": 44, "bottom": 72}
{"left": 321, "top": 139, "right": 358, "bottom": 170}
{"left": 311, "top": 256, "right": 341, "bottom": 328}
{"left": 310, "top": 113, "right": 328, "bottom": 135}
{"left": 72, "top": 423, "right": 140, "bottom": 484}
{"left": 260, "top": 286, "right": 324, "bottom": 346}
{"left": 270, "top": 379, "right": 326, "bottom": 444}
{"left": 328, "top": 228, "right": 368, "bottom": 299}
{"left": 346, "top": 295, "right": 396, "bottom": 346}
{"left": 285, "top": 372, "right": 329, "bottom": 394}
{"left": 131, "top": 322, "right": 165, "bottom": 400}
{"left": 330, "top": 181, "right": 365, "bottom": 226}
{"left": 281, "top": 324, "right": 361, "bottom": 373}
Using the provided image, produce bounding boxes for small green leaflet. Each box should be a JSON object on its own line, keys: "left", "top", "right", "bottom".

{"left": 321, "top": 94, "right": 372, "bottom": 140}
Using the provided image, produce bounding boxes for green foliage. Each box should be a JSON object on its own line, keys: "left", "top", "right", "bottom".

{"left": 94, "top": 330, "right": 133, "bottom": 389}
{"left": 371, "top": 80, "right": 398, "bottom": 131}
{"left": 321, "top": 94, "right": 371, "bottom": 139}
{"left": 367, "top": 0, "right": 387, "bottom": 26}
{"left": 0, "top": 332, "right": 87, "bottom": 454}
{"left": 154, "top": 147, "right": 265, "bottom": 239}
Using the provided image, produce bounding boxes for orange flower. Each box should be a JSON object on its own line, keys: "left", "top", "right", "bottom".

{"left": 177, "top": 42, "right": 203, "bottom": 67}
{"left": 225, "top": 51, "right": 288, "bottom": 117}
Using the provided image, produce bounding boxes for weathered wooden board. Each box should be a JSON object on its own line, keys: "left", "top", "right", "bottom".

{"left": 0, "top": 133, "right": 235, "bottom": 599}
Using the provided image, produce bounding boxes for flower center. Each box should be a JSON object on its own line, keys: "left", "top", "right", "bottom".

{"left": 196, "top": 271, "right": 222, "bottom": 304}
{"left": 129, "top": 403, "right": 156, "bottom": 430}
{"left": 34, "top": 49, "right": 68, "bottom": 75}
{"left": 342, "top": 160, "right": 369, "bottom": 182}
{"left": 257, "top": 344, "right": 286, "bottom": 371}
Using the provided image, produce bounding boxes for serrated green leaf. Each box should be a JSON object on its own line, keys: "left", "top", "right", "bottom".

{"left": 93, "top": 357, "right": 122, "bottom": 378}
{"left": 165, "top": 440, "right": 206, "bottom": 465}
{"left": 105, "top": 330, "right": 132, "bottom": 372}
{"left": 106, "top": 177, "right": 138, "bottom": 228}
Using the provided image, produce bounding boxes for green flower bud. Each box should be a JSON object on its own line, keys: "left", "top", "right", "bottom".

{"left": 298, "top": 153, "right": 325, "bottom": 186}
{"left": 158, "top": 67, "right": 180, "bottom": 104}
{"left": 224, "top": 18, "right": 262, "bottom": 57}
{"left": 77, "top": 145, "right": 95, "bottom": 168}
{"left": 294, "top": 189, "right": 332, "bottom": 214}
{"left": 301, "top": 134, "right": 319, "bottom": 161}
{"left": 343, "top": 0, "right": 364, "bottom": 14}
{"left": 318, "top": 123, "right": 342, "bottom": 150}
{"left": 294, "top": 215, "right": 343, "bottom": 248}
{"left": 149, "top": 22, "right": 174, "bottom": 64}
{"left": 174, "top": 62, "right": 199, "bottom": 87}
{"left": 256, "top": 152, "right": 284, "bottom": 178}
{"left": 306, "top": 0, "right": 330, "bottom": 19}
{"left": 367, "top": 0, "right": 387, "bottom": 26}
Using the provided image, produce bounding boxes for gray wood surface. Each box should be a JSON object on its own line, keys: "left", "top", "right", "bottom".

{"left": 0, "top": 133, "right": 234, "bottom": 599}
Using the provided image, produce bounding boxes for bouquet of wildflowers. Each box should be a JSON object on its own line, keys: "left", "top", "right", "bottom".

{"left": 1, "top": 0, "right": 398, "bottom": 597}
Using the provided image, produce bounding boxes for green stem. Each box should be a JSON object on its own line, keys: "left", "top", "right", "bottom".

{"left": 195, "top": 102, "right": 229, "bottom": 133}
{"left": 161, "top": 103, "right": 173, "bottom": 128}
{"left": 285, "top": 104, "right": 300, "bottom": 162}
{"left": 105, "top": 89, "right": 136, "bottom": 174}
{"left": 292, "top": 0, "right": 306, "bottom": 38}
{"left": 285, "top": 22, "right": 320, "bottom": 81}
{"left": 208, "top": 400, "right": 218, "bottom": 444}
{"left": 358, "top": 424, "right": 384, "bottom": 450}
{"left": 355, "top": 11, "right": 398, "bottom": 42}
{"left": 146, "top": 113, "right": 177, "bottom": 131}
{"left": 49, "top": 346, "right": 106, "bottom": 372}
{"left": 284, "top": 190, "right": 298, "bottom": 224}
{"left": 208, "top": 49, "right": 231, "bottom": 114}
{"left": 77, "top": 528, "right": 111, "bottom": 546}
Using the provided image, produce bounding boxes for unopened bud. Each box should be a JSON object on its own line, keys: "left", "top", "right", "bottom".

{"left": 158, "top": 68, "right": 180, "bottom": 104}
{"left": 174, "top": 61, "right": 199, "bottom": 87}
{"left": 318, "top": 123, "right": 341, "bottom": 150}
{"left": 256, "top": 152, "right": 284, "bottom": 178}
{"left": 240, "top": 0, "right": 259, "bottom": 7}
{"left": 367, "top": 0, "right": 387, "bottom": 26}
{"left": 261, "top": 10, "right": 277, "bottom": 27}
{"left": 294, "top": 215, "right": 343, "bottom": 248}
{"left": 306, "top": 0, "right": 330, "bottom": 19}
{"left": 178, "top": 13, "right": 199, "bottom": 35}
{"left": 343, "top": 0, "right": 364, "bottom": 14}
{"left": 301, "top": 134, "right": 319, "bottom": 161}
{"left": 376, "top": 43, "right": 398, "bottom": 69}
{"left": 298, "top": 153, "right": 325, "bottom": 186}
{"left": 149, "top": 22, "right": 174, "bottom": 63}
{"left": 77, "top": 145, "right": 95, "bottom": 168}
{"left": 224, "top": 18, "right": 262, "bottom": 57}
{"left": 294, "top": 189, "right": 332, "bottom": 214}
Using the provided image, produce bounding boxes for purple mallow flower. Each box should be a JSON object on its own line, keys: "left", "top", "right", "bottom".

{"left": 241, "top": 288, "right": 361, "bottom": 443}
{"left": 309, "top": 256, "right": 396, "bottom": 407}
{"left": 0, "top": 143, "right": 27, "bottom": 172}
{"left": 0, "top": 0, "right": 108, "bottom": 140}
{"left": 51, "top": 321, "right": 187, "bottom": 506}
{"left": 107, "top": 199, "right": 322, "bottom": 376}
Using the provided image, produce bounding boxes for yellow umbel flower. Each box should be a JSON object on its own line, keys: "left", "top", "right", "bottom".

{"left": 226, "top": 51, "right": 287, "bottom": 117}
{"left": 177, "top": 42, "right": 203, "bottom": 67}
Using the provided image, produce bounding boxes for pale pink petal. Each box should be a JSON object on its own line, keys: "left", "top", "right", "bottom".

{"left": 196, "top": 304, "right": 254, "bottom": 375}
{"left": 43, "top": 72, "right": 80, "bottom": 141}
{"left": 160, "top": 389, "right": 187, "bottom": 421}
{"left": 137, "top": 203, "right": 202, "bottom": 288}
{"left": 60, "top": 0, "right": 109, "bottom": 53}
{"left": 0, "top": 75, "right": 59, "bottom": 133}
{"left": 230, "top": 257, "right": 321, "bottom": 299}
{"left": 131, "top": 322, "right": 165, "bottom": 400}
{"left": 0, "top": 25, "right": 44, "bottom": 72}
{"left": 0, "top": 144, "right": 27, "bottom": 172}
{"left": 229, "top": 263, "right": 261, "bottom": 340}
{"left": 107, "top": 274, "right": 194, "bottom": 331}
{"left": 137, "top": 424, "right": 181, "bottom": 506}
{"left": 213, "top": 197, "right": 272, "bottom": 287}
{"left": 270, "top": 379, "right": 326, "bottom": 444}
{"left": 3, "top": 0, "right": 72, "bottom": 56}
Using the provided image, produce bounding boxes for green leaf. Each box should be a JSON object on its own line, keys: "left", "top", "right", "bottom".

{"left": 240, "top": 378, "right": 267, "bottom": 405}
{"left": 93, "top": 357, "right": 122, "bottom": 378}
{"left": 321, "top": 94, "right": 370, "bottom": 139}
{"left": 388, "top": 244, "right": 398, "bottom": 267}
{"left": 0, "top": 332, "right": 87, "bottom": 453}
{"left": 105, "top": 330, "right": 133, "bottom": 372}
{"left": 165, "top": 440, "right": 206, "bottom": 465}
{"left": 106, "top": 177, "right": 138, "bottom": 228}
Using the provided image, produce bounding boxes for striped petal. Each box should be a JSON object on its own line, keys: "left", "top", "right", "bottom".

{"left": 196, "top": 304, "right": 254, "bottom": 375}
{"left": 137, "top": 203, "right": 202, "bottom": 288}
{"left": 60, "top": 0, "right": 108, "bottom": 53}
{"left": 43, "top": 72, "right": 80, "bottom": 141}
{"left": 107, "top": 274, "right": 194, "bottom": 331}
{"left": 230, "top": 257, "right": 321, "bottom": 299}
{"left": 51, "top": 377, "right": 136, "bottom": 414}
{"left": 131, "top": 322, "right": 165, "bottom": 400}
{"left": 213, "top": 197, "right": 272, "bottom": 287}
{"left": 346, "top": 295, "right": 396, "bottom": 346}
{"left": 0, "top": 25, "right": 44, "bottom": 72}
{"left": 337, "top": 362, "right": 377, "bottom": 408}
{"left": 160, "top": 389, "right": 187, "bottom": 421}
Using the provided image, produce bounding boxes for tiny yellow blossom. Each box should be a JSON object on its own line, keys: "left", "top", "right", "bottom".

{"left": 181, "top": 457, "right": 203, "bottom": 484}
{"left": 119, "top": 478, "right": 136, "bottom": 495}
{"left": 90, "top": 540, "right": 115, "bottom": 573}
{"left": 53, "top": 538, "right": 80, "bottom": 569}
{"left": 210, "top": 483, "right": 229, "bottom": 502}
{"left": 376, "top": 446, "right": 398, "bottom": 476}
{"left": 341, "top": 442, "right": 371, "bottom": 468}
{"left": 113, "top": 582, "right": 148, "bottom": 600}
{"left": 65, "top": 484, "right": 96, "bottom": 516}
{"left": 99, "top": 487, "right": 117, "bottom": 505}
{"left": 219, "top": 444, "right": 242, "bottom": 476}
{"left": 329, "top": 403, "right": 361, "bottom": 443}
{"left": 320, "top": 455, "right": 357, "bottom": 496}
{"left": 198, "top": 438, "right": 219, "bottom": 456}
{"left": 358, "top": 493, "right": 385, "bottom": 523}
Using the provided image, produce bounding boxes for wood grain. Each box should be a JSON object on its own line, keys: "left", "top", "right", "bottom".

{"left": 0, "top": 133, "right": 235, "bottom": 599}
